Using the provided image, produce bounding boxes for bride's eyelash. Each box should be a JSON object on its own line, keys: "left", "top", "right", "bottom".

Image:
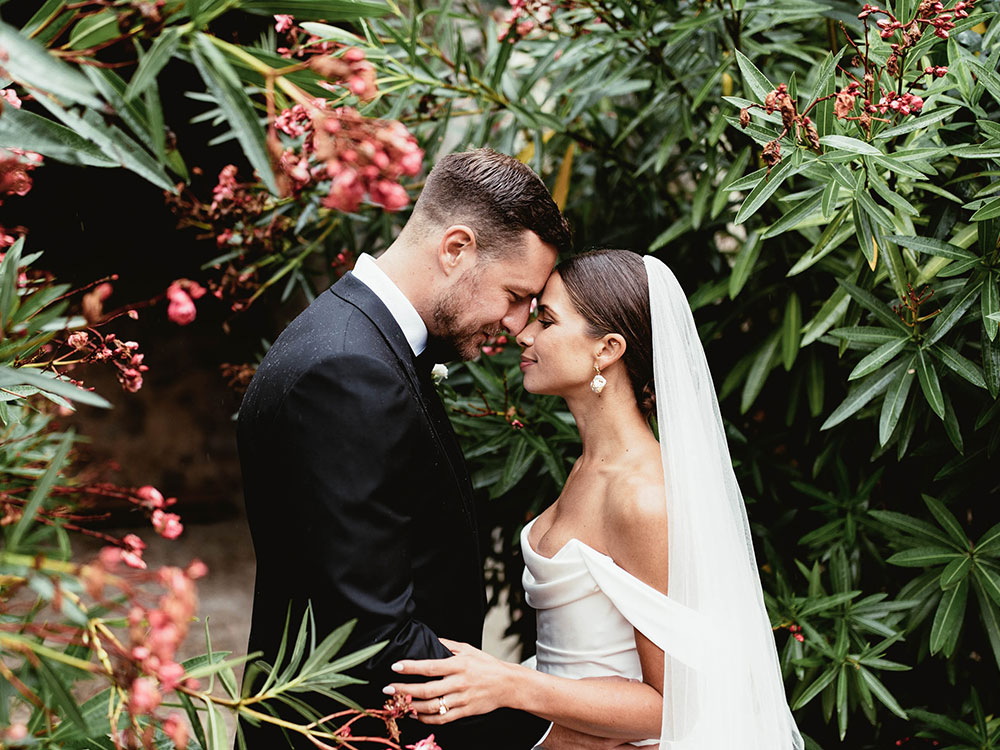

{"left": 539, "top": 319, "right": 554, "bottom": 329}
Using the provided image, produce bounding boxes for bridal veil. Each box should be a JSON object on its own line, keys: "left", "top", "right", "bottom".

{"left": 642, "top": 255, "right": 803, "bottom": 750}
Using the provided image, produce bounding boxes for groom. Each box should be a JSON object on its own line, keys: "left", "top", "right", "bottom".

{"left": 238, "top": 149, "right": 597, "bottom": 748}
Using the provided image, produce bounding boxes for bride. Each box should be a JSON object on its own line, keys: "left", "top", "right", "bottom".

{"left": 383, "top": 249, "right": 803, "bottom": 749}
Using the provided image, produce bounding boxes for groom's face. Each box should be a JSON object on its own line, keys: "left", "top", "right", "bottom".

{"left": 431, "top": 231, "right": 556, "bottom": 360}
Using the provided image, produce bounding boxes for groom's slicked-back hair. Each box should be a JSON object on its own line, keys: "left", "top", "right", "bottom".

{"left": 410, "top": 148, "right": 572, "bottom": 258}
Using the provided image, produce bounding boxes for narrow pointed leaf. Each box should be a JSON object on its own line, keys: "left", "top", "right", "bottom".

{"left": 849, "top": 337, "right": 910, "bottom": 381}
{"left": 858, "top": 668, "right": 908, "bottom": 718}
{"left": 929, "top": 577, "right": 968, "bottom": 656}
{"left": 886, "top": 546, "right": 962, "bottom": 567}
{"left": 822, "top": 361, "right": 905, "bottom": 430}
{"left": 924, "top": 495, "right": 970, "bottom": 549}
{"left": 191, "top": 34, "right": 279, "bottom": 195}
{"left": 0, "top": 22, "right": 102, "bottom": 108}
{"left": 734, "top": 50, "right": 774, "bottom": 103}
{"left": 924, "top": 276, "right": 985, "bottom": 347}
{"left": 735, "top": 158, "right": 796, "bottom": 225}
{"left": 931, "top": 343, "right": 987, "bottom": 389}
{"left": 915, "top": 348, "right": 945, "bottom": 418}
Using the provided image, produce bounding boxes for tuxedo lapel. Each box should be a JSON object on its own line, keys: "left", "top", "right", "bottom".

{"left": 330, "top": 275, "right": 477, "bottom": 533}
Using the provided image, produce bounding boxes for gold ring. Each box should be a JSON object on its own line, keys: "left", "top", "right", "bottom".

{"left": 437, "top": 697, "right": 448, "bottom": 715}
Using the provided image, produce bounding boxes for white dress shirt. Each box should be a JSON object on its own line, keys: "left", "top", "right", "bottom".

{"left": 350, "top": 253, "right": 428, "bottom": 357}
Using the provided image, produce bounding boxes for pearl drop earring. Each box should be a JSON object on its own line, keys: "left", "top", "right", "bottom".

{"left": 590, "top": 363, "right": 607, "bottom": 394}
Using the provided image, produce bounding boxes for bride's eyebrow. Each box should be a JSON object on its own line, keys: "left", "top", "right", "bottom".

{"left": 536, "top": 303, "right": 558, "bottom": 320}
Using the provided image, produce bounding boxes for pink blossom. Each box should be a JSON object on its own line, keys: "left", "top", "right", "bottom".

{"left": 128, "top": 677, "right": 161, "bottom": 715}
{"left": 121, "top": 368, "right": 143, "bottom": 393}
{"left": 1, "top": 89, "right": 21, "bottom": 109}
{"left": 156, "top": 659, "right": 185, "bottom": 690}
{"left": 323, "top": 168, "right": 366, "bottom": 213}
{"left": 4, "top": 724, "right": 28, "bottom": 741}
{"left": 407, "top": 736, "right": 442, "bottom": 750}
{"left": 152, "top": 509, "right": 184, "bottom": 539}
{"left": 137, "top": 485, "right": 165, "bottom": 509}
{"left": 167, "top": 287, "right": 197, "bottom": 325}
{"left": 67, "top": 331, "right": 89, "bottom": 350}
{"left": 274, "top": 14, "right": 294, "bottom": 32}
{"left": 162, "top": 714, "right": 189, "bottom": 750}
{"left": 186, "top": 559, "right": 209, "bottom": 579}
{"left": 369, "top": 179, "right": 410, "bottom": 211}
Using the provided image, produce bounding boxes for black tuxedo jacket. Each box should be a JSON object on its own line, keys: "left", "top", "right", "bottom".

{"left": 237, "top": 273, "right": 546, "bottom": 749}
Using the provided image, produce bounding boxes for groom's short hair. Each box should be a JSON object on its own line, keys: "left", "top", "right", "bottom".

{"left": 410, "top": 148, "right": 572, "bottom": 258}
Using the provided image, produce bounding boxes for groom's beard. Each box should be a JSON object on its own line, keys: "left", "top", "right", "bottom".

{"left": 430, "top": 270, "right": 501, "bottom": 361}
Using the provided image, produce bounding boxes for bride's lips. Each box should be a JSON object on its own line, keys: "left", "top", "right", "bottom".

{"left": 519, "top": 356, "right": 536, "bottom": 371}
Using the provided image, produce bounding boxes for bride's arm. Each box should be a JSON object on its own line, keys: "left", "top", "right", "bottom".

{"left": 385, "top": 480, "right": 670, "bottom": 739}
{"left": 384, "top": 638, "right": 662, "bottom": 739}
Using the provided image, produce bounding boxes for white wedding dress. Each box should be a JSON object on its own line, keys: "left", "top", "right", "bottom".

{"left": 521, "top": 516, "right": 672, "bottom": 747}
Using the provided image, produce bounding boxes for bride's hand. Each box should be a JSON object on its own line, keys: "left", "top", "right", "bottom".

{"left": 382, "top": 638, "right": 515, "bottom": 724}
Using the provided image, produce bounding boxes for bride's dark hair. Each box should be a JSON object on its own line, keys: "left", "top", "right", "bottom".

{"left": 557, "top": 249, "right": 655, "bottom": 419}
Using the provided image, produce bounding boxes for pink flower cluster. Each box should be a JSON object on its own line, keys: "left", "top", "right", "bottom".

{"left": 272, "top": 14, "right": 377, "bottom": 100}
{"left": 407, "top": 736, "right": 443, "bottom": 750}
{"left": 0, "top": 126, "right": 42, "bottom": 247}
{"left": 138, "top": 485, "right": 185, "bottom": 539}
{"left": 65, "top": 329, "right": 150, "bottom": 394}
{"left": 272, "top": 102, "right": 423, "bottom": 212}
{"left": 498, "top": 0, "right": 558, "bottom": 39}
{"left": 875, "top": 90, "right": 924, "bottom": 115}
{"left": 166, "top": 278, "right": 207, "bottom": 325}
{"left": 859, "top": 0, "right": 973, "bottom": 44}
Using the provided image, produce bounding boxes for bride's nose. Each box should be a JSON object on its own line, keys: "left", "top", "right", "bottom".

{"left": 516, "top": 323, "right": 535, "bottom": 349}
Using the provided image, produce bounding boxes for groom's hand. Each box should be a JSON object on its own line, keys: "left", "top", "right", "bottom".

{"left": 539, "top": 723, "right": 638, "bottom": 749}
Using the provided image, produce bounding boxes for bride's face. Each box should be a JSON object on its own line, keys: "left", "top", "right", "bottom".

{"left": 516, "top": 271, "right": 599, "bottom": 397}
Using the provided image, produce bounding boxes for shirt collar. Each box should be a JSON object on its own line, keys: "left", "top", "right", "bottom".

{"left": 350, "top": 253, "right": 428, "bottom": 356}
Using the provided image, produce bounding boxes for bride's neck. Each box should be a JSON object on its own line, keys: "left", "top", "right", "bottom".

{"left": 566, "top": 385, "right": 651, "bottom": 465}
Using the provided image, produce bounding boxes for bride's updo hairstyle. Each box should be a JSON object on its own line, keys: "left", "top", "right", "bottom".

{"left": 557, "top": 249, "right": 655, "bottom": 419}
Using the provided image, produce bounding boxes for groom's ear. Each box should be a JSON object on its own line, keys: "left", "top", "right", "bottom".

{"left": 438, "top": 224, "right": 478, "bottom": 277}
{"left": 595, "top": 334, "right": 627, "bottom": 368}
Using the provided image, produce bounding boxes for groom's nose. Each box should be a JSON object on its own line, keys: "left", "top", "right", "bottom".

{"left": 502, "top": 298, "right": 532, "bottom": 335}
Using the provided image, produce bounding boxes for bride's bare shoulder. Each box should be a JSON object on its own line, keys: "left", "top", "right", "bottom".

{"left": 602, "top": 448, "right": 668, "bottom": 590}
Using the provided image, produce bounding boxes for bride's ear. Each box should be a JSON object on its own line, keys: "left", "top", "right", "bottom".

{"left": 595, "top": 334, "right": 626, "bottom": 369}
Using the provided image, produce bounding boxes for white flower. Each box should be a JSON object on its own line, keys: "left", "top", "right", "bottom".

{"left": 431, "top": 363, "right": 449, "bottom": 384}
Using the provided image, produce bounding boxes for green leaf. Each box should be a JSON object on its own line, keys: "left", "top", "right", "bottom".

{"left": 971, "top": 195, "right": 1000, "bottom": 221}
{"left": 972, "top": 577, "right": 1000, "bottom": 673}
{"left": 0, "top": 102, "right": 116, "bottom": 167}
{"left": 828, "top": 327, "right": 902, "bottom": 345}
{"left": 300, "top": 619, "right": 356, "bottom": 676}
{"left": 931, "top": 343, "right": 987, "bottom": 389}
{"left": 849, "top": 338, "right": 910, "bottom": 381}
{"left": 929, "top": 577, "right": 968, "bottom": 656}
{"left": 820, "top": 135, "right": 883, "bottom": 156}
{"left": 8, "top": 430, "right": 74, "bottom": 550}
{"left": 915, "top": 348, "right": 945, "bottom": 418}
{"left": 649, "top": 216, "right": 692, "bottom": 253}
{"left": 0, "top": 22, "right": 102, "bottom": 108}
{"left": 741, "top": 332, "right": 780, "bottom": 413}
{"left": 837, "top": 280, "right": 909, "bottom": 332}
{"left": 35, "top": 657, "right": 88, "bottom": 732}
{"left": 204, "top": 699, "right": 229, "bottom": 750}
{"left": 977, "top": 522, "right": 1000, "bottom": 557}
{"left": 886, "top": 546, "right": 962, "bottom": 567}
{"left": 729, "top": 231, "right": 762, "bottom": 298}
{"left": 983, "top": 273, "right": 999, "bottom": 341}
{"left": 792, "top": 666, "right": 838, "bottom": 709}
{"left": 879, "top": 354, "right": 915, "bottom": 445}
{"left": 67, "top": 9, "right": 118, "bottom": 49}
{"left": 858, "top": 667, "right": 908, "bottom": 719}
{"left": 886, "top": 234, "right": 977, "bottom": 261}
{"left": 762, "top": 192, "right": 823, "bottom": 238}
{"left": 735, "top": 158, "right": 796, "bottom": 225}
{"left": 734, "top": 50, "right": 774, "bottom": 104}
{"left": 125, "top": 27, "right": 183, "bottom": 101}
{"left": 0, "top": 237, "right": 24, "bottom": 331}
{"left": 875, "top": 106, "right": 960, "bottom": 140}
{"left": 822, "top": 360, "right": 905, "bottom": 430}
{"left": 236, "top": 0, "right": 389, "bottom": 20}
{"left": 191, "top": 34, "right": 279, "bottom": 195}
{"left": 0, "top": 366, "right": 111, "bottom": 408}
{"left": 782, "top": 293, "right": 802, "bottom": 371}
{"left": 924, "top": 494, "right": 970, "bottom": 549}
{"left": 924, "top": 276, "right": 985, "bottom": 347}
{"left": 941, "top": 555, "right": 973, "bottom": 589}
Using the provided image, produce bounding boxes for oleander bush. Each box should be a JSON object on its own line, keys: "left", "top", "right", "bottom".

{"left": 3, "top": 0, "right": 1000, "bottom": 747}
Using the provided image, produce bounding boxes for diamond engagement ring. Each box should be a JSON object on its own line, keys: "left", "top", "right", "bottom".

{"left": 437, "top": 697, "right": 449, "bottom": 715}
